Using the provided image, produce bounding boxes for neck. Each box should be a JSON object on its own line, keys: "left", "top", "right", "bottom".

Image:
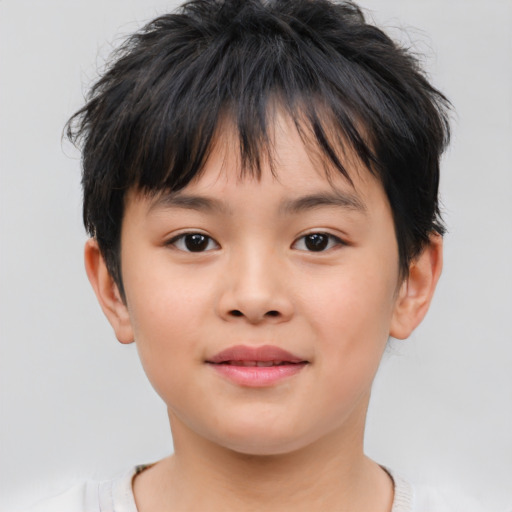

{"left": 133, "top": 405, "right": 394, "bottom": 512}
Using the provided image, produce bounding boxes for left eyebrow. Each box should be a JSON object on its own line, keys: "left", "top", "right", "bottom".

{"left": 280, "top": 190, "right": 367, "bottom": 215}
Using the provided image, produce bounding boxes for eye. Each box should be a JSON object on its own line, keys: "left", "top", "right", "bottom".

{"left": 168, "top": 233, "right": 220, "bottom": 252}
{"left": 292, "top": 232, "right": 344, "bottom": 252}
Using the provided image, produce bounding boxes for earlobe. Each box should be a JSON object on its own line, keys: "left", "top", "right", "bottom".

{"left": 84, "top": 238, "right": 135, "bottom": 344}
{"left": 390, "top": 234, "right": 443, "bottom": 340}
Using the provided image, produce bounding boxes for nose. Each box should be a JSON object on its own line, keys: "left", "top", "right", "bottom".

{"left": 216, "top": 248, "right": 294, "bottom": 325}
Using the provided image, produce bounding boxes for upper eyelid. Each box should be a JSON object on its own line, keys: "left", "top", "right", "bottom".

{"left": 166, "top": 231, "right": 220, "bottom": 250}
{"left": 294, "top": 230, "right": 345, "bottom": 242}
{"left": 166, "top": 229, "right": 214, "bottom": 241}
{"left": 292, "top": 232, "right": 346, "bottom": 250}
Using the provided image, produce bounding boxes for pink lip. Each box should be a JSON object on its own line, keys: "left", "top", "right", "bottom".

{"left": 206, "top": 345, "right": 308, "bottom": 387}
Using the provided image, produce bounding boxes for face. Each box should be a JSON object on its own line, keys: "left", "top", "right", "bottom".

{"left": 116, "top": 116, "right": 404, "bottom": 456}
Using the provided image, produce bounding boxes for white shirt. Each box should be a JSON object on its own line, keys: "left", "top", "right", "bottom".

{"left": 24, "top": 465, "right": 485, "bottom": 512}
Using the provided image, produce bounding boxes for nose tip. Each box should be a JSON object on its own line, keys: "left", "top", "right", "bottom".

{"left": 216, "top": 247, "right": 294, "bottom": 324}
{"left": 217, "top": 269, "right": 294, "bottom": 324}
{"left": 227, "top": 308, "right": 285, "bottom": 324}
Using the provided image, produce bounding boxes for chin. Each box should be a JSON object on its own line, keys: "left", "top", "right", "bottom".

{"left": 225, "top": 440, "right": 307, "bottom": 458}
{"left": 210, "top": 422, "right": 317, "bottom": 457}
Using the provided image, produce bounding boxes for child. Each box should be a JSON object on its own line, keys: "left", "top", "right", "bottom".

{"left": 26, "top": 0, "right": 484, "bottom": 510}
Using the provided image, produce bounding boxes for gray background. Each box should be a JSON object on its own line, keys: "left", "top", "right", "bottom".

{"left": 1, "top": 0, "right": 511, "bottom": 510}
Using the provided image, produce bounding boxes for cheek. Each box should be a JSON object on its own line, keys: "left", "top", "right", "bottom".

{"left": 305, "top": 262, "right": 397, "bottom": 338}
{"left": 126, "top": 258, "right": 214, "bottom": 335}
{"left": 123, "top": 265, "right": 214, "bottom": 395}
{"left": 300, "top": 256, "right": 397, "bottom": 377}
{"left": 302, "top": 269, "right": 395, "bottom": 424}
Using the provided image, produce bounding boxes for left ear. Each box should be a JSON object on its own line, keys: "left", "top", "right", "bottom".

{"left": 390, "top": 234, "right": 443, "bottom": 340}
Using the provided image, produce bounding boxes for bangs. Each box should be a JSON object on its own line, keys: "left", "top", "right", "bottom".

{"left": 69, "top": 0, "right": 408, "bottom": 200}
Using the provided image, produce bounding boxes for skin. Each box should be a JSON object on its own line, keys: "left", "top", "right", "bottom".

{"left": 85, "top": 114, "right": 442, "bottom": 511}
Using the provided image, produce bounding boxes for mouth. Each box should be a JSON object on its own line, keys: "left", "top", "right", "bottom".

{"left": 218, "top": 360, "right": 302, "bottom": 367}
{"left": 206, "top": 345, "right": 308, "bottom": 387}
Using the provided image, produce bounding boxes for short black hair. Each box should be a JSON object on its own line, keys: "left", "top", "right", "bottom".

{"left": 67, "top": 0, "right": 451, "bottom": 296}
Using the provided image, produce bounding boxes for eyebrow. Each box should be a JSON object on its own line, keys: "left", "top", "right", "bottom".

{"left": 149, "top": 189, "right": 367, "bottom": 216}
{"left": 149, "top": 192, "right": 229, "bottom": 214}
{"left": 280, "top": 191, "right": 367, "bottom": 215}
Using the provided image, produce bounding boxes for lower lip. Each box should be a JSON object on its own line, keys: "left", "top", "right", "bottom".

{"left": 208, "top": 363, "right": 307, "bottom": 387}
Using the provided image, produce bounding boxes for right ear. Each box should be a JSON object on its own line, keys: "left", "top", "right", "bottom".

{"left": 84, "top": 238, "right": 134, "bottom": 344}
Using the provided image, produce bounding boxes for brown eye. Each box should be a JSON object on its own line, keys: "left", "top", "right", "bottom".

{"left": 169, "top": 233, "right": 219, "bottom": 252}
{"left": 185, "top": 234, "right": 209, "bottom": 251}
{"left": 304, "top": 233, "right": 329, "bottom": 251}
{"left": 292, "top": 233, "right": 343, "bottom": 252}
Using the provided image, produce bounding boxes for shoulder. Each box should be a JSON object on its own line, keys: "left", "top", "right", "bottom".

{"left": 21, "top": 483, "right": 90, "bottom": 512}
{"left": 388, "top": 469, "right": 487, "bottom": 512}
{"left": 413, "top": 484, "right": 487, "bottom": 512}
{"left": 20, "top": 467, "right": 141, "bottom": 512}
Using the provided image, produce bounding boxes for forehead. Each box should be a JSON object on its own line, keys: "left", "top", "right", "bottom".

{"left": 165, "top": 111, "right": 377, "bottom": 201}
{"left": 126, "top": 109, "right": 387, "bottom": 222}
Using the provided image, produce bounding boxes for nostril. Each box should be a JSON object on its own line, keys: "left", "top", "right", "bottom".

{"left": 228, "top": 309, "right": 281, "bottom": 319}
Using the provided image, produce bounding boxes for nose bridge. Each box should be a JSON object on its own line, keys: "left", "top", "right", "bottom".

{"left": 218, "top": 242, "right": 293, "bottom": 323}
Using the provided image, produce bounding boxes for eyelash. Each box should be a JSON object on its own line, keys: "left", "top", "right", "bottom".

{"left": 167, "top": 232, "right": 344, "bottom": 253}
{"left": 167, "top": 232, "right": 220, "bottom": 253}
{"left": 292, "top": 232, "right": 345, "bottom": 252}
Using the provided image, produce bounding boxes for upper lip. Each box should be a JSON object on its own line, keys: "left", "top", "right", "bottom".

{"left": 206, "top": 345, "right": 307, "bottom": 364}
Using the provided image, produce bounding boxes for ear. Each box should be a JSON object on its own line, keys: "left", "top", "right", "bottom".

{"left": 84, "top": 238, "right": 134, "bottom": 344}
{"left": 390, "top": 234, "right": 443, "bottom": 340}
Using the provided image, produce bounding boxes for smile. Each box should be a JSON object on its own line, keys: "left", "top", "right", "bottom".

{"left": 222, "top": 360, "right": 297, "bottom": 367}
{"left": 206, "top": 345, "right": 308, "bottom": 387}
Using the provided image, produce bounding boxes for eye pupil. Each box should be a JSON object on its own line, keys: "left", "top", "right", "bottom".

{"left": 185, "top": 234, "right": 209, "bottom": 252}
{"left": 305, "top": 234, "right": 328, "bottom": 251}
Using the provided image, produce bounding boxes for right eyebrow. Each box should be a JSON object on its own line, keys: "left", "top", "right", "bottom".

{"left": 148, "top": 192, "right": 230, "bottom": 214}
